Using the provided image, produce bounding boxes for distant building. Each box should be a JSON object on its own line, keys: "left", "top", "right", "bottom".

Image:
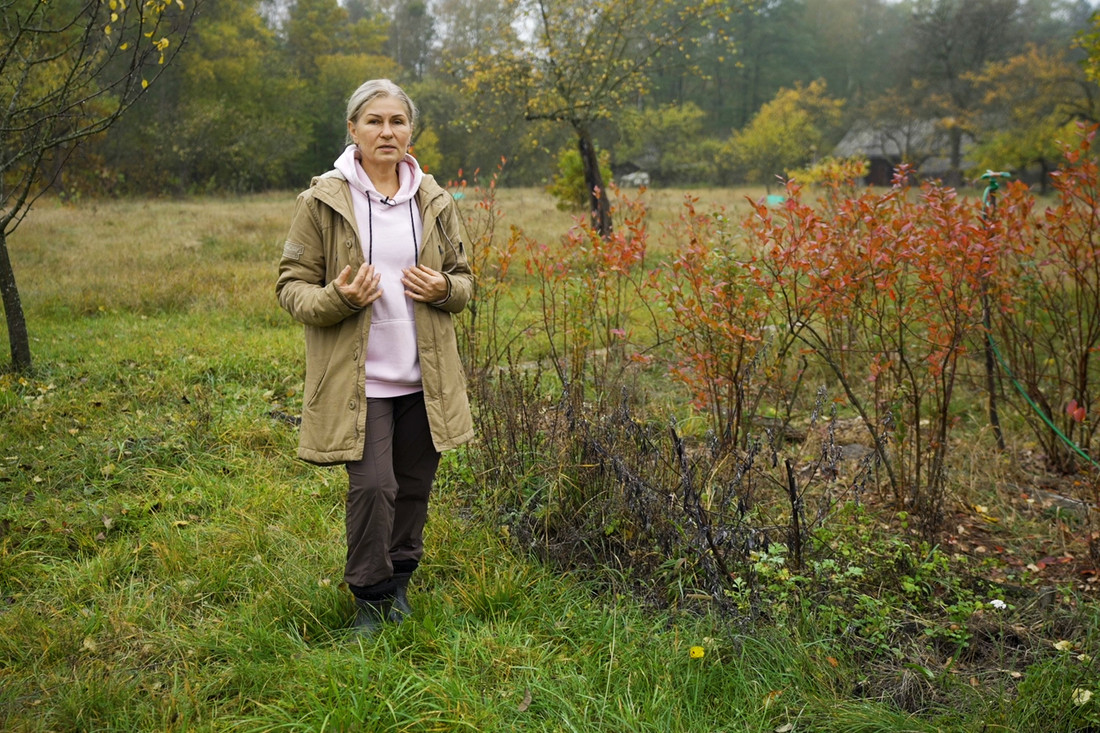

{"left": 832, "top": 119, "right": 975, "bottom": 186}
{"left": 618, "top": 171, "right": 651, "bottom": 187}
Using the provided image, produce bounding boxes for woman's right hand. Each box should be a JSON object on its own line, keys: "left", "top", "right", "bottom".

{"left": 336, "top": 263, "right": 382, "bottom": 308}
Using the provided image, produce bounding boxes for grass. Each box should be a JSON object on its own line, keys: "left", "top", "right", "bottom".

{"left": 1, "top": 189, "right": 1099, "bottom": 731}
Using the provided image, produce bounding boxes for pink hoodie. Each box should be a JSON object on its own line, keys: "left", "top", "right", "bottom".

{"left": 334, "top": 144, "right": 425, "bottom": 398}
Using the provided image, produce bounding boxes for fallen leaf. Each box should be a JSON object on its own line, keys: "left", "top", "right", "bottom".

{"left": 173, "top": 520, "right": 189, "bottom": 528}
{"left": 825, "top": 656, "right": 839, "bottom": 668}
{"left": 517, "top": 688, "right": 532, "bottom": 713}
{"left": 775, "top": 724, "right": 794, "bottom": 733}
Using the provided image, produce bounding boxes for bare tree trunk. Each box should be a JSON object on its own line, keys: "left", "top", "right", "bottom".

{"left": 947, "top": 127, "right": 964, "bottom": 188}
{"left": 576, "top": 126, "right": 612, "bottom": 239}
{"left": 0, "top": 229, "right": 31, "bottom": 372}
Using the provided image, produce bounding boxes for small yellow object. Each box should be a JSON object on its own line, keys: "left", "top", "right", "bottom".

{"left": 689, "top": 646, "right": 705, "bottom": 659}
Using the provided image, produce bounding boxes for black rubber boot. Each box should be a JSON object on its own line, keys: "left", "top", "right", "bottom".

{"left": 389, "top": 572, "right": 413, "bottom": 623}
{"left": 353, "top": 597, "right": 393, "bottom": 637}
{"left": 349, "top": 578, "right": 397, "bottom": 637}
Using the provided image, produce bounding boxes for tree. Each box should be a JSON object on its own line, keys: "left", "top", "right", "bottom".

{"left": 724, "top": 80, "right": 844, "bottom": 189}
{"left": 110, "top": 0, "right": 309, "bottom": 193}
{"left": 431, "top": 0, "right": 517, "bottom": 62}
{"left": 1, "top": 0, "right": 201, "bottom": 371}
{"left": 905, "top": 0, "right": 1028, "bottom": 185}
{"left": 969, "top": 45, "right": 1099, "bottom": 189}
{"left": 425, "top": 0, "right": 560, "bottom": 185}
{"left": 615, "top": 102, "right": 717, "bottom": 184}
{"left": 465, "top": 0, "right": 736, "bottom": 238}
{"left": 801, "top": 0, "right": 910, "bottom": 103}
{"left": 1076, "top": 8, "right": 1100, "bottom": 86}
{"left": 376, "top": 0, "right": 434, "bottom": 80}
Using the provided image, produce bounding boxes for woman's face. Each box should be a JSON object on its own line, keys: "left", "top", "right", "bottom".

{"left": 347, "top": 95, "right": 413, "bottom": 173}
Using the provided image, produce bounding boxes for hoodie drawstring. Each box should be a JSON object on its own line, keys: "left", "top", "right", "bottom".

{"left": 409, "top": 200, "right": 419, "bottom": 264}
{"left": 364, "top": 195, "right": 418, "bottom": 266}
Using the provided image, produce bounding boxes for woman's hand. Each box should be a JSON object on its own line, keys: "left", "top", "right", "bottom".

{"left": 335, "top": 263, "right": 382, "bottom": 308}
{"left": 401, "top": 264, "right": 449, "bottom": 303}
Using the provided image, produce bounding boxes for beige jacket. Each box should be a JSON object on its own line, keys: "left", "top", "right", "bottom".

{"left": 276, "top": 170, "right": 475, "bottom": 464}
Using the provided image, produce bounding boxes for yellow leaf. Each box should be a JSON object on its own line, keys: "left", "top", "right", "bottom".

{"left": 141, "top": 78, "right": 149, "bottom": 89}
{"left": 82, "top": 636, "right": 98, "bottom": 652}
{"left": 173, "top": 520, "right": 189, "bottom": 528}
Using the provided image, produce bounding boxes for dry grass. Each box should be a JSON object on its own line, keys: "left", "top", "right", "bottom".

{"left": 12, "top": 192, "right": 292, "bottom": 319}
{"left": 460, "top": 184, "right": 771, "bottom": 253}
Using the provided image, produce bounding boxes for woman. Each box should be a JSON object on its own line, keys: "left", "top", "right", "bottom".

{"left": 276, "top": 79, "right": 474, "bottom": 635}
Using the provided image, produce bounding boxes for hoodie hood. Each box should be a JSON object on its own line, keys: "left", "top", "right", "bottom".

{"left": 334, "top": 144, "right": 423, "bottom": 205}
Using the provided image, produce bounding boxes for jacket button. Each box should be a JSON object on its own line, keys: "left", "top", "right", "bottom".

{"left": 348, "top": 400, "right": 356, "bottom": 411}
{"left": 345, "top": 240, "right": 353, "bottom": 248}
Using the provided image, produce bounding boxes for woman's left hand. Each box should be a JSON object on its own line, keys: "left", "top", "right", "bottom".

{"left": 401, "top": 264, "right": 449, "bottom": 303}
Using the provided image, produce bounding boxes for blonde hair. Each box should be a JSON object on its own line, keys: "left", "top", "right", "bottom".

{"left": 345, "top": 79, "right": 418, "bottom": 143}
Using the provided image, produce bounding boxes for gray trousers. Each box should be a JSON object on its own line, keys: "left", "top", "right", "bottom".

{"left": 344, "top": 392, "right": 440, "bottom": 589}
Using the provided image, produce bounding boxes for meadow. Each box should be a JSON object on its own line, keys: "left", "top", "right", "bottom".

{"left": 1, "top": 184, "right": 1099, "bottom": 732}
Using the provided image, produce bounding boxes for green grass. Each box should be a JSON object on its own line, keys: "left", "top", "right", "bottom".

{"left": 1, "top": 191, "right": 1098, "bottom": 731}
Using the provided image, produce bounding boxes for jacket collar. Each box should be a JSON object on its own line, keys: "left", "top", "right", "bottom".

{"left": 310, "top": 168, "right": 450, "bottom": 230}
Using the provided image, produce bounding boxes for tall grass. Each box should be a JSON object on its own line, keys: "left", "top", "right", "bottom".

{"left": 1, "top": 189, "right": 1097, "bottom": 731}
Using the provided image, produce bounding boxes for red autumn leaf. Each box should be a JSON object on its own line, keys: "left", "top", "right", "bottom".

{"left": 1067, "top": 400, "right": 1087, "bottom": 422}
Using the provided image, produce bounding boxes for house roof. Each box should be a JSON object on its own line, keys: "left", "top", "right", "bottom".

{"left": 832, "top": 119, "right": 975, "bottom": 177}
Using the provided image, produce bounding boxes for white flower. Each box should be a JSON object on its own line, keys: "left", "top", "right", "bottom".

{"left": 1072, "top": 688, "right": 1093, "bottom": 706}
{"left": 990, "top": 599, "right": 1006, "bottom": 610}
